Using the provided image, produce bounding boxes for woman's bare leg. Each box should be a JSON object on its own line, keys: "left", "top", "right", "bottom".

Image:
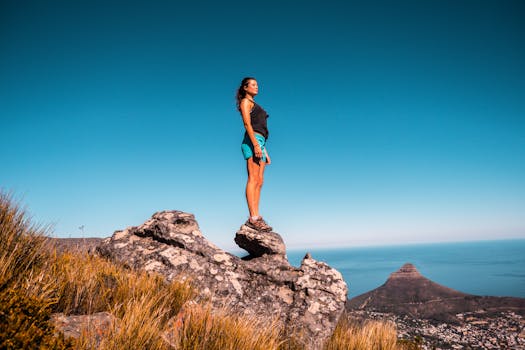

{"left": 246, "top": 157, "right": 265, "bottom": 218}
{"left": 254, "top": 159, "right": 266, "bottom": 215}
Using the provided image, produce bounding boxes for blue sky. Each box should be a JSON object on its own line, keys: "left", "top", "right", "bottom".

{"left": 1, "top": 0, "right": 524, "bottom": 250}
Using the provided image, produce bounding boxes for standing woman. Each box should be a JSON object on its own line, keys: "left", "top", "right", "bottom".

{"left": 237, "top": 77, "right": 273, "bottom": 231}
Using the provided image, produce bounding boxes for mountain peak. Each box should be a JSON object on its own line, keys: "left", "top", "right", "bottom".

{"left": 388, "top": 263, "right": 422, "bottom": 280}
{"left": 347, "top": 262, "right": 525, "bottom": 322}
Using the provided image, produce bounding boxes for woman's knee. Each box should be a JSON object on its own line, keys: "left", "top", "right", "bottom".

{"left": 248, "top": 175, "right": 263, "bottom": 187}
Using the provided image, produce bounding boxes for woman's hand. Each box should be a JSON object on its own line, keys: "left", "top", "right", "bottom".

{"left": 254, "top": 143, "right": 263, "bottom": 158}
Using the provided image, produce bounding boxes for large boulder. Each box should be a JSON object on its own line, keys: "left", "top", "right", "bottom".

{"left": 97, "top": 210, "right": 348, "bottom": 349}
{"left": 235, "top": 224, "right": 286, "bottom": 257}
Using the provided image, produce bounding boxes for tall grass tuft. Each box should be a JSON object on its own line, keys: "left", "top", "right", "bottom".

{"left": 74, "top": 269, "right": 195, "bottom": 349}
{"left": 0, "top": 192, "right": 50, "bottom": 290}
{"left": 47, "top": 251, "right": 194, "bottom": 316}
{"left": 171, "top": 304, "right": 283, "bottom": 350}
{"left": 324, "top": 313, "right": 405, "bottom": 350}
{"left": 78, "top": 293, "right": 170, "bottom": 350}
{"left": 0, "top": 192, "right": 73, "bottom": 349}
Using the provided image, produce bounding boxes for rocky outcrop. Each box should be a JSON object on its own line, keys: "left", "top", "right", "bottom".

{"left": 97, "top": 210, "right": 348, "bottom": 349}
{"left": 235, "top": 224, "right": 286, "bottom": 257}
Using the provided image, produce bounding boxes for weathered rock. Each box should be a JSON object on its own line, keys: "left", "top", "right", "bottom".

{"left": 51, "top": 312, "right": 115, "bottom": 346}
{"left": 161, "top": 300, "right": 197, "bottom": 348}
{"left": 97, "top": 210, "right": 348, "bottom": 349}
{"left": 235, "top": 224, "right": 286, "bottom": 257}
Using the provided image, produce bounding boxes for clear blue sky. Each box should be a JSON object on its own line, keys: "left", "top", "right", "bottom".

{"left": 1, "top": 0, "right": 524, "bottom": 250}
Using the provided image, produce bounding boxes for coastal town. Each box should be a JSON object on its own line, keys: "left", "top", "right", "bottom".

{"left": 349, "top": 310, "right": 525, "bottom": 349}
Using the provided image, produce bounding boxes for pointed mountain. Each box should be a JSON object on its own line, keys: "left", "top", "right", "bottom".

{"left": 347, "top": 263, "right": 525, "bottom": 322}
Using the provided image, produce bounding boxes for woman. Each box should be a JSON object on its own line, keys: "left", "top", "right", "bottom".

{"left": 236, "top": 77, "right": 272, "bottom": 232}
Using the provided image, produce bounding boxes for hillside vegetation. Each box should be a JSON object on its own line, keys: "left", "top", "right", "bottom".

{"left": 0, "top": 192, "right": 417, "bottom": 349}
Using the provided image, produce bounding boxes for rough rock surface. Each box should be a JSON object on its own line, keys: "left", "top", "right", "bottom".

{"left": 235, "top": 224, "right": 286, "bottom": 257}
{"left": 97, "top": 210, "right": 348, "bottom": 349}
{"left": 51, "top": 312, "right": 115, "bottom": 346}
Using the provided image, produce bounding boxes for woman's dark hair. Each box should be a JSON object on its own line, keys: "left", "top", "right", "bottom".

{"left": 236, "top": 77, "right": 256, "bottom": 111}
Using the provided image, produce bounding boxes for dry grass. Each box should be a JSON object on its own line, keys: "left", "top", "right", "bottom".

{"left": 169, "top": 304, "right": 283, "bottom": 350}
{"left": 49, "top": 252, "right": 196, "bottom": 349}
{"left": 0, "top": 192, "right": 50, "bottom": 290}
{"left": 1, "top": 191, "right": 418, "bottom": 349}
{"left": 47, "top": 251, "right": 194, "bottom": 316}
{"left": 0, "top": 192, "right": 195, "bottom": 349}
{"left": 78, "top": 293, "right": 172, "bottom": 350}
{"left": 324, "top": 313, "right": 412, "bottom": 350}
{"left": 0, "top": 193, "right": 73, "bottom": 349}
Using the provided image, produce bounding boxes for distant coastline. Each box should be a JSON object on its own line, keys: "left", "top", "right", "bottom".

{"left": 286, "top": 239, "right": 525, "bottom": 299}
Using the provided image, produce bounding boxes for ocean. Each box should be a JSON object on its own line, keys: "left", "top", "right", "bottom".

{"left": 286, "top": 239, "right": 525, "bottom": 299}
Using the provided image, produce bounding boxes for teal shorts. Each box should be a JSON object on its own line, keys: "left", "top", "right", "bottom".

{"left": 241, "top": 133, "right": 267, "bottom": 162}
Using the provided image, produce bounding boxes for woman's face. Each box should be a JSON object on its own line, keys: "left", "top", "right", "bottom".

{"left": 244, "top": 79, "right": 258, "bottom": 96}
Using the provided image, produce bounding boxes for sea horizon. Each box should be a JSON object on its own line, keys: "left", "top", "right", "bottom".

{"left": 284, "top": 236, "right": 525, "bottom": 251}
{"left": 283, "top": 238, "right": 525, "bottom": 299}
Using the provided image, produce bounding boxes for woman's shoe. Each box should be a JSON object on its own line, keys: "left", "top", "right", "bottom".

{"left": 257, "top": 217, "right": 273, "bottom": 232}
{"left": 245, "top": 217, "right": 272, "bottom": 232}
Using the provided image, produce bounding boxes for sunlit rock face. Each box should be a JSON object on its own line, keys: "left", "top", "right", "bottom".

{"left": 97, "top": 210, "right": 348, "bottom": 349}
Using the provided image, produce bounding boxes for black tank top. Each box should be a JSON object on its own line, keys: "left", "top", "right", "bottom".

{"left": 248, "top": 101, "right": 269, "bottom": 139}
